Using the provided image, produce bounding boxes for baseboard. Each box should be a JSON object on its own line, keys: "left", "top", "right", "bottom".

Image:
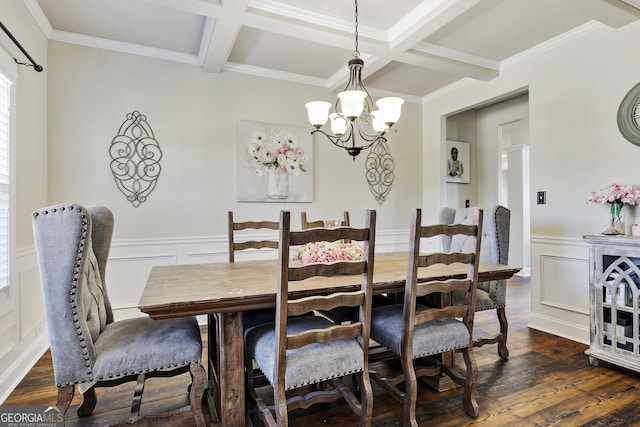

{"left": 0, "top": 332, "right": 49, "bottom": 404}
{"left": 528, "top": 312, "right": 589, "bottom": 345}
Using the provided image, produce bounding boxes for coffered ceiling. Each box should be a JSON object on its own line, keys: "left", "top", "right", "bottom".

{"left": 24, "top": 0, "right": 640, "bottom": 102}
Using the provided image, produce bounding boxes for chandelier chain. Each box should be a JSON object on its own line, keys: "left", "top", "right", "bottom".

{"left": 353, "top": 0, "right": 359, "bottom": 58}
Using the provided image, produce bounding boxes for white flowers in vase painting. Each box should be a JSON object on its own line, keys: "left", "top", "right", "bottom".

{"left": 236, "top": 120, "right": 313, "bottom": 202}
{"left": 246, "top": 129, "right": 308, "bottom": 177}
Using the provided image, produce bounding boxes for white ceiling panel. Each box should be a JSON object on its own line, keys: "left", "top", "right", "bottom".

{"left": 365, "top": 61, "right": 460, "bottom": 98}
{"left": 37, "top": 0, "right": 206, "bottom": 54}
{"left": 425, "top": 0, "right": 592, "bottom": 60}
{"left": 229, "top": 27, "right": 351, "bottom": 78}
{"left": 25, "top": 0, "right": 640, "bottom": 99}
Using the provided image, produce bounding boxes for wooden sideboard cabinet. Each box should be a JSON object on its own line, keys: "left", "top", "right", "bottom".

{"left": 584, "top": 234, "right": 640, "bottom": 372}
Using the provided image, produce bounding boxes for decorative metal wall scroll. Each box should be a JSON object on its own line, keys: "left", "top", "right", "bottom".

{"left": 365, "top": 139, "right": 394, "bottom": 204}
{"left": 109, "top": 110, "right": 162, "bottom": 207}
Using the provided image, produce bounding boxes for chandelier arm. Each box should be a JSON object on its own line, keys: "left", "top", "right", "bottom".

{"left": 310, "top": 128, "right": 354, "bottom": 150}
{"left": 359, "top": 126, "right": 396, "bottom": 142}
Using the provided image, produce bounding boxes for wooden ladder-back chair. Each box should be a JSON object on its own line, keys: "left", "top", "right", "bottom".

{"left": 244, "top": 209, "right": 376, "bottom": 427}
{"left": 370, "top": 207, "right": 483, "bottom": 426}
{"left": 440, "top": 205, "right": 511, "bottom": 359}
{"left": 228, "top": 211, "right": 279, "bottom": 263}
{"left": 210, "top": 211, "right": 281, "bottom": 410}
{"left": 300, "top": 209, "right": 392, "bottom": 324}
{"left": 227, "top": 211, "right": 280, "bottom": 330}
{"left": 32, "top": 204, "right": 206, "bottom": 426}
{"left": 300, "top": 210, "right": 351, "bottom": 229}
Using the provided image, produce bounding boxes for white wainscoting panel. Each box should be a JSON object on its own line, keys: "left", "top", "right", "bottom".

{"left": 539, "top": 254, "right": 589, "bottom": 314}
{"left": 529, "top": 236, "right": 590, "bottom": 344}
{"left": 0, "top": 248, "right": 49, "bottom": 404}
{"left": 0, "top": 321, "right": 17, "bottom": 360}
{"left": 18, "top": 265, "right": 45, "bottom": 340}
{"left": 107, "top": 255, "right": 177, "bottom": 314}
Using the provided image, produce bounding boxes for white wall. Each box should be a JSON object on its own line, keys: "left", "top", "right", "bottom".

{"left": 0, "top": 1, "right": 49, "bottom": 403}
{"left": 46, "top": 42, "right": 423, "bottom": 237}
{"left": 424, "top": 20, "right": 640, "bottom": 343}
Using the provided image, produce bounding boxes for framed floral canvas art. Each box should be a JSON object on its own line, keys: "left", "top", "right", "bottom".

{"left": 237, "top": 120, "right": 313, "bottom": 202}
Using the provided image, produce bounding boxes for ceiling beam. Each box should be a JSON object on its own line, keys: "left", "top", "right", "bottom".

{"left": 399, "top": 50, "right": 498, "bottom": 81}
{"left": 329, "top": 0, "right": 487, "bottom": 91}
{"left": 240, "top": 6, "right": 388, "bottom": 57}
{"left": 200, "top": 0, "right": 250, "bottom": 72}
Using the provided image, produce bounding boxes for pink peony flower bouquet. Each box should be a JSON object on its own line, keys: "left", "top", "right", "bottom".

{"left": 294, "top": 241, "right": 364, "bottom": 264}
{"left": 587, "top": 183, "right": 640, "bottom": 235}
{"left": 246, "top": 128, "right": 308, "bottom": 178}
{"left": 586, "top": 183, "right": 640, "bottom": 205}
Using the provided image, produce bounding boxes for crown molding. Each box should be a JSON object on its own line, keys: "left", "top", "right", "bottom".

{"left": 22, "top": 0, "right": 53, "bottom": 38}
{"left": 223, "top": 61, "right": 327, "bottom": 87}
{"left": 50, "top": 30, "right": 201, "bottom": 65}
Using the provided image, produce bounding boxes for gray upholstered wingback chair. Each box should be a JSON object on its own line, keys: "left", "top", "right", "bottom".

{"left": 32, "top": 203, "right": 206, "bottom": 426}
{"left": 440, "top": 205, "right": 511, "bottom": 359}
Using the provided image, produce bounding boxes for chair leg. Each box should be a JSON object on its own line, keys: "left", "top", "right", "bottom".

{"left": 357, "top": 371, "right": 373, "bottom": 427}
{"left": 129, "top": 374, "right": 146, "bottom": 422}
{"left": 245, "top": 351, "right": 276, "bottom": 427}
{"left": 56, "top": 385, "right": 74, "bottom": 415}
{"left": 460, "top": 347, "right": 479, "bottom": 418}
{"left": 77, "top": 387, "right": 97, "bottom": 417}
{"left": 472, "top": 307, "right": 510, "bottom": 360}
{"left": 497, "top": 307, "right": 509, "bottom": 359}
{"left": 274, "top": 382, "right": 289, "bottom": 427}
{"left": 189, "top": 362, "right": 207, "bottom": 427}
{"left": 401, "top": 355, "right": 419, "bottom": 427}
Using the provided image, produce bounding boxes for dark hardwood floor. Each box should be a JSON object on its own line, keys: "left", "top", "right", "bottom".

{"left": 4, "top": 276, "right": 640, "bottom": 426}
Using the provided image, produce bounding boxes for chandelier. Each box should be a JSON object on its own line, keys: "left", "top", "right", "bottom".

{"left": 305, "top": 0, "right": 404, "bottom": 159}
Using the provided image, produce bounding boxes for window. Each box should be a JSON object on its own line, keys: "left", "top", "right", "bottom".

{"left": 0, "top": 47, "right": 15, "bottom": 300}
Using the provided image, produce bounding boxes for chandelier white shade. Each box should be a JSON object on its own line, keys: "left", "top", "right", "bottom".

{"left": 305, "top": 1, "right": 403, "bottom": 159}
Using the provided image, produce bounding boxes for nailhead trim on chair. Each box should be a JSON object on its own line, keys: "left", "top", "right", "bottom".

{"left": 96, "top": 360, "right": 196, "bottom": 381}
{"left": 489, "top": 206, "right": 508, "bottom": 309}
{"left": 35, "top": 205, "right": 96, "bottom": 387}
{"left": 37, "top": 204, "right": 202, "bottom": 388}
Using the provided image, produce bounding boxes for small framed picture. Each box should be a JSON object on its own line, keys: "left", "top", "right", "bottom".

{"left": 445, "top": 140, "right": 470, "bottom": 184}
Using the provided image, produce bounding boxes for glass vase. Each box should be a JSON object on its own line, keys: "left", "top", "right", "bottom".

{"left": 267, "top": 169, "right": 289, "bottom": 200}
{"left": 609, "top": 201, "right": 625, "bottom": 235}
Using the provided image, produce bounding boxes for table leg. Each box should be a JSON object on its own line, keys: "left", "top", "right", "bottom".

{"left": 209, "top": 311, "right": 245, "bottom": 427}
{"left": 420, "top": 351, "right": 459, "bottom": 392}
{"left": 207, "top": 314, "right": 219, "bottom": 423}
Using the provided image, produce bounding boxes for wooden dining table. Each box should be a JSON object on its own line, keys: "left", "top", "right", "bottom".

{"left": 138, "top": 251, "right": 520, "bottom": 426}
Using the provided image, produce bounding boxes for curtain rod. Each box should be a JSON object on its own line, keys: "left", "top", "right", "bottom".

{"left": 0, "top": 20, "right": 43, "bottom": 72}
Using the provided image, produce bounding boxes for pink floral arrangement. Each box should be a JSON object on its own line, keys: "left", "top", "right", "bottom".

{"left": 246, "top": 127, "right": 308, "bottom": 178}
{"left": 587, "top": 183, "right": 640, "bottom": 205}
{"left": 294, "top": 241, "right": 364, "bottom": 264}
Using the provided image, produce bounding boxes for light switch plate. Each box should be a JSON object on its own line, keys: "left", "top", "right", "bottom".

{"left": 537, "top": 191, "right": 546, "bottom": 204}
